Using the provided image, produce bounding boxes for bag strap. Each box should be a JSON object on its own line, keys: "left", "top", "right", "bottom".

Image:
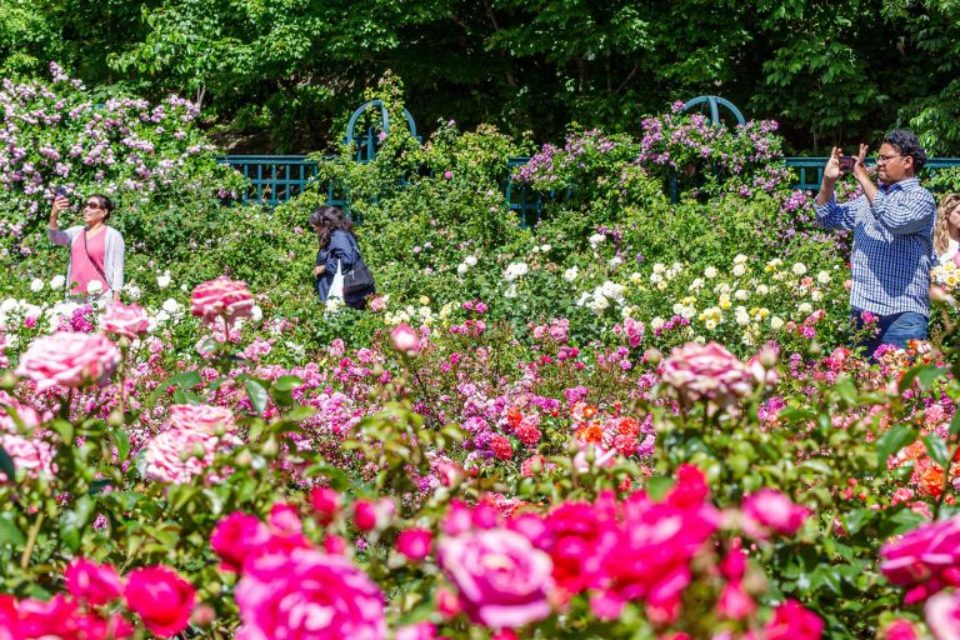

{"left": 82, "top": 229, "right": 109, "bottom": 286}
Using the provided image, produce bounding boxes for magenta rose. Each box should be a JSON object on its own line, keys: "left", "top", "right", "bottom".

{"left": 881, "top": 516, "right": 960, "bottom": 603}
{"left": 439, "top": 528, "right": 554, "bottom": 629}
{"left": 101, "top": 301, "right": 149, "bottom": 339}
{"left": 661, "top": 341, "right": 753, "bottom": 407}
{"left": 15, "top": 332, "right": 120, "bottom": 391}
{"left": 764, "top": 599, "right": 824, "bottom": 640}
{"left": 926, "top": 590, "right": 960, "bottom": 640}
{"left": 65, "top": 557, "right": 124, "bottom": 605}
{"left": 741, "top": 489, "right": 809, "bottom": 538}
{"left": 124, "top": 566, "right": 196, "bottom": 637}
{"left": 235, "top": 548, "right": 386, "bottom": 640}
{"left": 396, "top": 528, "right": 433, "bottom": 562}
{"left": 167, "top": 403, "right": 235, "bottom": 434}
{"left": 211, "top": 512, "right": 272, "bottom": 573}
{"left": 309, "top": 487, "right": 341, "bottom": 525}
{"left": 190, "top": 276, "right": 254, "bottom": 323}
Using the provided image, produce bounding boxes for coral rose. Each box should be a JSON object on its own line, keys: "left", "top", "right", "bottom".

{"left": 65, "top": 558, "right": 124, "bottom": 606}
{"left": 15, "top": 332, "right": 120, "bottom": 391}
{"left": 235, "top": 548, "right": 386, "bottom": 640}
{"left": 190, "top": 276, "right": 254, "bottom": 323}
{"left": 661, "top": 341, "right": 753, "bottom": 408}
{"left": 124, "top": 566, "right": 196, "bottom": 637}
{"left": 881, "top": 516, "right": 960, "bottom": 604}
{"left": 101, "top": 301, "right": 149, "bottom": 339}
{"left": 439, "top": 528, "right": 554, "bottom": 629}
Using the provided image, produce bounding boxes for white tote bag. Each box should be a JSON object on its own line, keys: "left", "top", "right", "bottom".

{"left": 328, "top": 260, "right": 345, "bottom": 301}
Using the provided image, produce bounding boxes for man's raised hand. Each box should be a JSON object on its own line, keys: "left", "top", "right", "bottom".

{"left": 823, "top": 146, "right": 843, "bottom": 182}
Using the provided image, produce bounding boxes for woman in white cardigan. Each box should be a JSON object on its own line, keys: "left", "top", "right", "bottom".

{"left": 48, "top": 193, "right": 125, "bottom": 302}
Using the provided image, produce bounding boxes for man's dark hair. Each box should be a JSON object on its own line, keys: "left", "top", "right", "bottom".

{"left": 883, "top": 129, "right": 926, "bottom": 173}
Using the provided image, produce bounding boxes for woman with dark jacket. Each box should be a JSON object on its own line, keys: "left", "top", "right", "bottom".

{"left": 309, "top": 205, "right": 375, "bottom": 309}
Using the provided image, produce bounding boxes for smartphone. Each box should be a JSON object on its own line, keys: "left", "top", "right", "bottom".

{"left": 54, "top": 186, "right": 68, "bottom": 198}
{"left": 839, "top": 156, "right": 855, "bottom": 174}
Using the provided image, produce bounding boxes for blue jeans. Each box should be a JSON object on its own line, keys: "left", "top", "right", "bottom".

{"left": 851, "top": 309, "right": 928, "bottom": 359}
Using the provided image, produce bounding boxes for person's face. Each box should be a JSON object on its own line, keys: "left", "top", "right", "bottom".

{"left": 82, "top": 198, "right": 109, "bottom": 226}
{"left": 876, "top": 142, "right": 913, "bottom": 184}
{"left": 948, "top": 204, "right": 960, "bottom": 231}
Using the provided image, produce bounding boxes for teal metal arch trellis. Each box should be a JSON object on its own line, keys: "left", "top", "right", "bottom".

{"left": 343, "top": 99, "right": 420, "bottom": 163}
{"left": 681, "top": 95, "right": 746, "bottom": 127}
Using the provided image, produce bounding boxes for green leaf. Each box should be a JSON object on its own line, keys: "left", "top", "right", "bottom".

{"left": 285, "top": 405, "right": 317, "bottom": 422}
{"left": 899, "top": 364, "right": 946, "bottom": 392}
{"left": 949, "top": 411, "right": 960, "bottom": 437}
{"left": 51, "top": 419, "right": 74, "bottom": 444}
{"left": 876, "top": 425, "right": 917, "bottom": 467}
{"left": 112, "top": 429, "right": 130, "bottom": 461}
{"left": 245, "top": 379, "right": 269, "bottom": 416}
{"left": 646, "top": 476, "right": 674, "bottom": 501}
{"left": 924, "top": 434, "right": 950, "bottom": 469}
{"left": 0, "top": 517, "right": 25, "bottom": 547}
{"left": 0, "top": 446, "right": 15, "bottom": 482}
{"left": 843, "top": 509, "right": 876, "bottom": 535}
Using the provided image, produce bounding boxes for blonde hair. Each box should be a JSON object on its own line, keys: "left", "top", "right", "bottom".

{"left": 935, "top": 193, "right": 960, "bottom": 256}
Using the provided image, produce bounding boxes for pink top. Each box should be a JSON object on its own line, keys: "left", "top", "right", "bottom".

{"left": 69, "top": 229, "right": 108, "bottom": 295}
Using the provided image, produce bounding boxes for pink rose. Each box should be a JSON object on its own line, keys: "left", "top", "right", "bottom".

{"left": 211, "top": 512, "right": 272, "bottom": 573}
{"left": 884, "top": 618, "right": 921, "bottom": 640}
{"left": 65, "top": 557, "right": 124, "bottom": 605}
{"left": 926, "top": 590, "right": 960, "bottom": 640}
{"left": 268, "top": 502, "right": 303, "bottom": 535}
{"left": 396, "top": 528, "right": 433, "bottom": 562}
{"left": 763, "top": 600, "right": 823, "bottom": 640}
{"left": 439, "top": 528, "right": 554, "bottom": 629}
{"left": 741, "top": 489, "right": 809, "bottom": 538}
{"left": 391, "top": 324, "right": 420, "bottom": 354}
{"left": 15, "top": 332, "right": 120, "bottom": 391}
{"left": 124, "top": 566, "right": 196, "bottom": 638}
{"left": 0, "top": 434, "right": 55, "bottom": 481}
{"left": 396, "top": 622, "right": 437, "bottom": 640}
{"left": 309, "top": 487, "right": 341, "bottom": 525}
{"left": 354, "top": 498, "right": 394, "bottom": 533}
{"left": 167, "top": 404, "right": 235, "bottom": 434}
{"left": 143, "top": 428, "right": 218, "bottom": 484}
{"left": 235, "top": 548, "right": 386, "bottom": 640}
{"left": 101, "top": 301, "right": 149, "bottom": 339}
{"left": 190, "top": 276, "right": 254, "bottom": 323}
{"left": 662, "top": 341, "right": 753, "bottom": 407}
{"left": 881, "top": 516, "right": 960, "bottom": 603}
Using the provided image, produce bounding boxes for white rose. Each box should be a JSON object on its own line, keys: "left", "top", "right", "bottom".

{"left": 817, "top": 270, "right": 831, "bottom": 284}
{"left": 157, "top": 271, "right": 171, "bottom": 289}
{"left": 49, "top": 275, "right": 66, "bottom": 290}
{"left": 608, "top": 256, "right": 623, "bottom": 268}
{"left": 125, "top": 283, "right": 142, "bottom": 300}
{"left": 704, "top": 266, "right": 718, "bottom": 279}
{"left": 464, "top": 255, "right": 478, "bottom": 267}
{"left": 770, "top": 316, "right": 784, "bottom": 330}
{"left": 504, "top": 284, "right": 518, "bottom": 298}
{"left": 539, "top": 244, "right": 552, "bottom": 252}
{"left": 650, "top": 317, "right": 666, "bottom": 331}
{"left": 757, "top": 284, "right": 769, "bottom": 296}
{"left": 457, "top": 263, "right": 468, "bottom": 275}
{"left": 504, "top": 262, "right": 529, "bottom": 281}
{"left": 86, "top": 280, "right": 103, "bottom": 294}
{"left": 30, "top": 278, "right": 44, "bottom": 292}
{"left": 564, "top": 266, "right": 579, "bottom": 282}
{"left": 0, "top": 299, "right": 18, "bottom": 314}
{"left": 811, "top": 290, "right": 823, "bottom": 301}
{"left": 251, "top": 305, "right": 263, "bottom": 322}
{"left": 162, "top": 298, "right": 179, "bottom": 314}
{"left": 732, "top": 264, "right": 747, "bottom": 277}
{"left": 733, "top": 254, "right": 748, "bottom": 264}
{"left": 734, "top": 289, "right": 749, "bottom": 300}
{"left": 652, "top": 263, "right": 666, "bottom": 274}
{"left": 797, "top": 302, "right": 813, "bottom": 315}
{"left": 588, "top": 233, "right": 605, "bottom": 248}
{"left": 792, "top": 263, "right": 807, "bottom": 276}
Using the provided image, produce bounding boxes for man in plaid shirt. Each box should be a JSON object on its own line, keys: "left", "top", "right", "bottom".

{"left": 813, "top": 129, "right": 936, "bottom": 358}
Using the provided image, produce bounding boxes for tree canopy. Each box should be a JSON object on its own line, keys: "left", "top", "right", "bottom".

{"left": 2, "top": 0, "right": 959, "bottom": 154}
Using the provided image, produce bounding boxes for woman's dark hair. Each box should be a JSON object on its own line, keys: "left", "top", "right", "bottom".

{"left": 883, "top": 129, "right": 926, "bottom": 173}
{"left": 308, "top": 205, "right": 354, "bottom": 247}
{"left": 88, "top": 193, "right": 116, "bottom": 221}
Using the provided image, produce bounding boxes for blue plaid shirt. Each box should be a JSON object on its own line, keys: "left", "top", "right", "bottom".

{"left": 814, "top": 177, "right": 936, "bottom": 317}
